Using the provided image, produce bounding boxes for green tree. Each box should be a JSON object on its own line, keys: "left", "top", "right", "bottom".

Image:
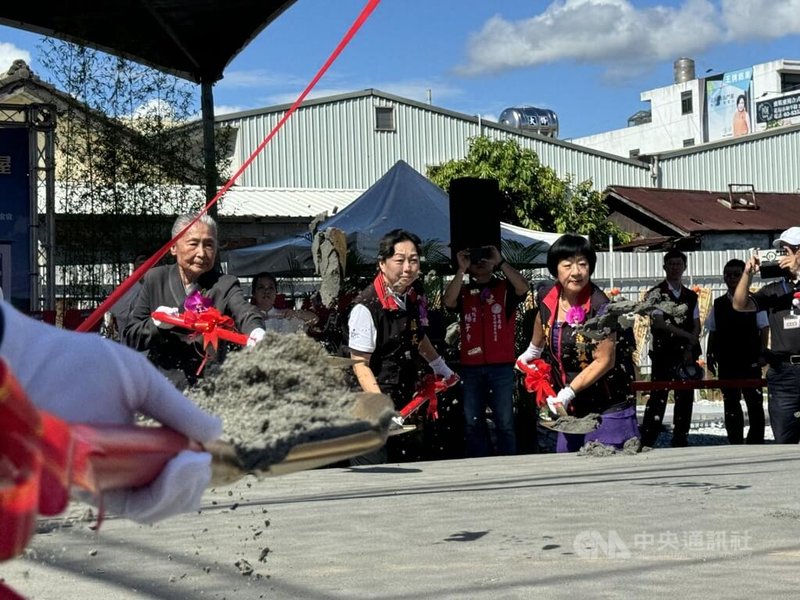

{"left": 428, "top": 136, "right": 631, "bottom": 248}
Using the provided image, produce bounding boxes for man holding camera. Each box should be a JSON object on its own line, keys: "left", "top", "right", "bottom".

{"left": 733, "top": 227, "right": 800, "bottom": 444}
{"left": 444, "top": 245, "right": 530, "bottom": 457}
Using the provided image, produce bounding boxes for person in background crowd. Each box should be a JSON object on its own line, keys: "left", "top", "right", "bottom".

{"left": 250, "top": 271, "right": 318, "bottom": 334}
{"left": 345, "top": 229, "right": 457, "bottom": 464}
{"left": 517, "top": 234, "right": 639, "bottom": 452}
{"left": 443, "top": 245, "right": 529, "bottom": 457}
{"left": 107, "top": 250, "right": 149, "bottom": 341}
{"left": 733, "top": 227, "right": 800, "bottom": 444}
{"left": 639, "top": 249, "right": 702, "bottom": 448}
{"left": 706, "top": 258, "right": 768, "bottom": 444}
{"left": 124, "top": 214, "right": 265, "bottom": 387}
{"left": 1, "top": 299, "right": 222, "bottom": 523}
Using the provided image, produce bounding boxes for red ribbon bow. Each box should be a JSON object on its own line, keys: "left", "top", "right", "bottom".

{"left": 183, "top": 307, "right": 240, "bottom": 352}
{"left": 516, "top": 358, "right": 557, "bottom": 408}
{"left": 399, "top": 374, "right": 448, "bottom": 420}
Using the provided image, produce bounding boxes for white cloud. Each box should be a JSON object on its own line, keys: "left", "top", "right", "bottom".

{"left": 214, "top": 104, "right": 248, "bottom": 116}
{"left": 456, "top": 0, "right": 724, "bottom": 79}
{"left": 721, "top": 0, "right": 800, "bottom": 40}
{"left": 219, "top": 69, "right": 305, "bottom": 89}
{"left": 263, "top": 79, "right": 463, "bottom": 107}
{"left": 0, "top": 42, "right": 31, "bottom": 73}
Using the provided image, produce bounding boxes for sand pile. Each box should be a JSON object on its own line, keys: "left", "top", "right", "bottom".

{"left": 190, "top": 332, "right": 394, "bottom": 472}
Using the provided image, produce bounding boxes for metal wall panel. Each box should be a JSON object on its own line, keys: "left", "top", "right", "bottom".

{"left": 659, "top": 126, "right": 800, "bottom": 192}
{"left": 220, "top": 92, "right": 652, "bottom": 191}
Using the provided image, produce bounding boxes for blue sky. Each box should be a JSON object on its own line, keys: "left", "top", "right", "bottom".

{"left": 2, "top": 0, "right": 800, "bottom": 139}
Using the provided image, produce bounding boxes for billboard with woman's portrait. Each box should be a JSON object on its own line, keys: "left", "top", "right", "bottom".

{"left": 705, "top": 68, "right": 753, "bottom": 141}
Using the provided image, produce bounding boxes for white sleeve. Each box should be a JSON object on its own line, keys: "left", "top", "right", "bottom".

{"left": 756, "top": 311, "right": 769, "bottom": 329}
{"left": 347, "top": 303, "right": 377, "bottom": 353}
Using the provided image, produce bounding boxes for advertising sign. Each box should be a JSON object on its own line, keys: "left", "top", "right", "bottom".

{"left": 705, "top": 68, "right": 753, "bottom": 142}
{"left": 755, "top": 91, "right": 800, "bottom": 131}
{"left": 0, "top": 127, "right": 31, "bottom": 309}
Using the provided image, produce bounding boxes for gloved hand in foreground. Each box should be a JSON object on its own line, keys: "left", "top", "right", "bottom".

{"left": 247, "top": 327, "right": 266, "bottom": 347}
{"left": 546, "top": 386, "right": 576, "bottom": 416}
{"left": 0, "top": 300, "right": 222, "bottom": 524}
{"left": 152, "top": 305, "right": 180, "bottom": 329}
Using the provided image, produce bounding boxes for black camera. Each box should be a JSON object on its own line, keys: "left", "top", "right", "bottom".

{"left": 469, "top": 246, "right": 490, "bottom": 265}
{"left": 755, "top": 248, "right": 788, "bottom": 279}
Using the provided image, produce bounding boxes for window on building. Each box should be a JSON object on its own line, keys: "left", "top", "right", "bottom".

{"left": 780, "top": 72, "right": 800, "bottom": 94}
{"left": 682, "top": 138, "right": 695, "bottom": 148}
{"left": 680, "top": 91, "right": 693, "bottom": 115}
{"left": 375, "top": 106, "right": 395, "bottom": 131}
{"left": 629, "top": 149, "right": 640, "bottom": 158}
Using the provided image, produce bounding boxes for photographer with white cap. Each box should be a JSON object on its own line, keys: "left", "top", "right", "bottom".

{"left": 733, "top": 226, "right": 800, "bottom": 444}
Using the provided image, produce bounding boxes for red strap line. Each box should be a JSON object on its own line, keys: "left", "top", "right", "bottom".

{"left": 631, "top": 378, "right": 766, "bottom": 392}
{"left": 76, "top": 0, "right": 383, "bottom": 333}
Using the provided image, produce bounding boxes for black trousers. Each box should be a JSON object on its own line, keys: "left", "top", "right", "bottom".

{"left": 765, "top": 363, "right": 800, "bottom": 444}
{"left": 640, "top": 355, "right": 694, "bottom": 447}
{"left": 719, "top": 364, "right": 764, "bottom": 444}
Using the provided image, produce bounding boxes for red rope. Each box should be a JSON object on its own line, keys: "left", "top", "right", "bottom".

{"left": 76, "top": 0, "right": 382, "bottom": 332}
{"left": 631, "top": 379, "right": 766, "bottom": 392}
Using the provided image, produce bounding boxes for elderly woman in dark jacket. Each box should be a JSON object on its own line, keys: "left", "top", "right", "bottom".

{"left": 517, "top": 234, "right": 639, "bottom": 452}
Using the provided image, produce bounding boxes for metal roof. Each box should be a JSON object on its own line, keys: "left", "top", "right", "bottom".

{"left": 605, "top": 185, "right": 800, "bottom": 235}
{"left": 218, "top": 187, "right": 362, "bottom": 217}
{"left": 0, "top": 1, "right": 298, "bottom": 83}
{"left": 52, "top": 183, "right": 363, "bottom": 219}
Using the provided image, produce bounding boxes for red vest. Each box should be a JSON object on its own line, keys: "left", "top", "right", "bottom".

{"left": 459, "top": 279, "right": 517, "bottom": 365}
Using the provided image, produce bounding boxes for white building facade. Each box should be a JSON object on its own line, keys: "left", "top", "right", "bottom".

{"left": 572, "top": 58, "right": 800, "bottom": 159}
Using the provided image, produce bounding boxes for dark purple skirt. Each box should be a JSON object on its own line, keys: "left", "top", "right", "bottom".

{"left": 556, "top": 404, "right": 640, "bottom": 453}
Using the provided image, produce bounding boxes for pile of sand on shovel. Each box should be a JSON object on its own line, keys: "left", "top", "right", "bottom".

{"left": 190, "top": 332, "right": 394, "bottom": 472}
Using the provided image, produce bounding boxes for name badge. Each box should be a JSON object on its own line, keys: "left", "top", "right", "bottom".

{"left": 783, "top": 316, "right": 800, "bottom": 330}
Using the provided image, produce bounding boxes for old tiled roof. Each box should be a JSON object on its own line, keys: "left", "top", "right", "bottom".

{"left": 605, "top": 185, "right": 800, "bottom": 234}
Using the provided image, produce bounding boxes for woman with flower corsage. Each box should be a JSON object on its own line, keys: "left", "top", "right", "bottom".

{"left": 124, "top": 214, "right": 266, "bottom": 387}
{"left": 517, "top": 234, "right": 639, "bottom": 452}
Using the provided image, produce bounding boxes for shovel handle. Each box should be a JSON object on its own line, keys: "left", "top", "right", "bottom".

{"left": 71, "top": 424, "right": 204, "bottom": 491}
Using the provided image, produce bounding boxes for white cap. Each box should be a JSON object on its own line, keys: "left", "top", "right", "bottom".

{"left": 773, "top": 226, "right": 800, "bottom": 248}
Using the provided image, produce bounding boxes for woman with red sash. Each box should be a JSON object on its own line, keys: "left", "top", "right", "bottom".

{"left": 517, "top": 234, "right": 639, "bottom": 452}
{"left": 345, "top": 229, "right": 456, "bottom": 463}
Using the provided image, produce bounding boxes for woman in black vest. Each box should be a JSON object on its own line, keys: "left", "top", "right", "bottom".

{"left": 517, "top": 234, "right": 639, "bottom": 452}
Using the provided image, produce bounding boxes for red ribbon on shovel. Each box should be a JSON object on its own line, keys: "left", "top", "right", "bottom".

{"left": 515, "top": 359, "right": 557, "bottom": 408}
{"left": 399, "top": 374, "right": 456, "bottom": 420}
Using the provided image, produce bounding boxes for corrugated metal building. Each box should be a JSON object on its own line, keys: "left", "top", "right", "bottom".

{"left": 217, "top": 88, "right": 800, "bottom": 200}
{"left": 217, "top": 89, "right": 652, "bottom": 192}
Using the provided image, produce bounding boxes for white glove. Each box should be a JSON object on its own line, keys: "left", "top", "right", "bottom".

{"left": 103, "top": 450, "right": 212, "bottom": 524}
{"left": 517, "top": 343, "right": 543, "bottom": 365}
{"left": 152, "top": 305, "right": 180, "bottom": 329}
{"left": 247, "top": 327, "right": 266, "bottom": 347}
{"left": 546, "top": 386, "right": 576, "bottom": 415}
{"left": 0, "top": 301, "right": 223, "bottom": 523}
{"left": 428, "top": 355, "right": 454, "bottom": 379}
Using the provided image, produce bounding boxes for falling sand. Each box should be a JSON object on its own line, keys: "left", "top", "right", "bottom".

{"left": 190, "top": 332, "right": 394, "bottom": 472}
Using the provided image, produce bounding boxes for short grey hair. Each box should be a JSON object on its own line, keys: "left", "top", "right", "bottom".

{"left": 171, "top": 213, "right": 218, "bottom": 241}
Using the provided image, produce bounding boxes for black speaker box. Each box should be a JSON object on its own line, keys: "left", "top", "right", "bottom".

{"left": 448, "top": 177, "right": 502, "bottom": 267}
